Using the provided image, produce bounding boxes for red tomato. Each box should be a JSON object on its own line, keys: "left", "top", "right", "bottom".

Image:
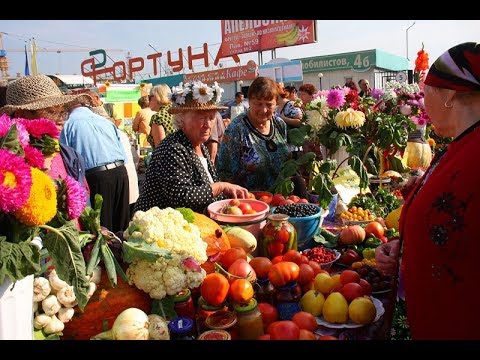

{"left": 257, "top": 334, "right": 271, "bottom": 340}
{"left": 339, "top": 282, "right": 364, "bottom": 303}
{"left": 282, "top": 250, "right": 302, "bottom": 264}
{"left": 359, "top": 278, "right": 372, "bottom": 296}
{"left": 257, "top": 302, "right": 278, "bottom": 330}
{"left": 228, "top": 259, "right": 256, "bottom": 282}
{"left": 271, "top": 194, "right": 286, "bottom": 207}
{"left": 229, "top": 278, "right": 254, "bottom": 304}
{"left": 268, "top": 261, "right": 300, "bottom": 287}
{"left": 249, "top": 257, "right": 272, "bottom": 279}
{"left": 287, "top": 195, "right": 300, "bottom": 203}
{"left": 365, "top": 221, "right": 385, "bottom": 239}
{"left": 220, "top": 247, "right": 247, "bottom": 270}
{"left": 299, "top": 255, "right": 310, "bottom": 264}
{"left": 308, "top": 261, "right": 322, "bottom": 276}
{"left": 271, "top": 256, "right": 284, "bottom": 264}
{"left": 200, "top": 273, "right": 230, "bottom": 306}
{"left": 259, "top": 195, "right": 272, "bottom": 204}
{"left": 298, "top": 329, "right": 317, "bottom": 340}
{"left": 297, "top": 263, "right": 315, "bottom": 285}
{"left": 297, "top": 198, "right": 309, "bottom": 204}
{"left": 229, "top": 199, "right": 240, "bottom": 207}
{"left": 275, "top": 228, "right": 290, "bottom": 244}
{"left": 292, "top": 311, "right": 318, "bottom": 332}
{"left": 238, "top": 202, "right": 253, "bottom": 214}
{"left": 268, "top": 242, "right": 284, "bottom": 258}
{"left": 268, "top": 321, "right": 300, "bottom": 340}
{"left": 340, "top": 269, "right": 361, "bottom": 285}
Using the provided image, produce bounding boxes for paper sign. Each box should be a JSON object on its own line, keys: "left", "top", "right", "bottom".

{"left": 332, "top": 166, "right": 371, "bottom": 205}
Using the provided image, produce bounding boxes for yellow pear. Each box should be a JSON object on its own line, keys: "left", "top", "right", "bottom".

{"left": 385, "top": 206, "right": 403, "bottom": 230}
{"left": 322, "top": 292, "right": 349, "bottom": 324}
{"left": 348, "top": 297, "right": 376, "bottom": 325}
{"left": 330, "top": 274, "right": 342, "bottom": 289}
{"left": 300, "top": 290, "right": 325, "bottom": 317}
{"left": 314, "top": 273, "right": 334, "bottom": 295}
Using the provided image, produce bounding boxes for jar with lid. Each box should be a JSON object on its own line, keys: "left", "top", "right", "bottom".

{"left": 261, "top": 214, "right": 297, "bottom": 258}
{"left": 205, "top": 310, "right": 238, "bottom": 340}
{"left": 274, "top": 281, "right": 302, "bottom": 320}
{"left": 233, "top": 298, "right": 264, "bottom": 340}
{"left": 198, "top": 329, "right": 231, "bottom": 340}
{"left": 167, "top": 317, "right": 196, "bottom": 340}
{"left": 195, "top": 296, "right": 229, "bottom": 336}
{"left": 254, "top": 277, "right": 274, "bottom": 304}
{"left": 173, "top": 289, "right": 195, "bottom": 321}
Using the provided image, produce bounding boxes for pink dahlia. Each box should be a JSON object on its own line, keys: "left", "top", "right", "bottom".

{"left": 326, "top": 89, "right": 346, "bottom": 109}
{"left": 0, "top": 115, "right": 30, "bottom": 147}
{"left": 0, "top": 149, "right": 32, "bottom": 213}
{"left": 23, "top": 145, "right": 45, "bottom": 169}
{"left": 64, "top": 175, "right": 87, "bottom": 219}
{"left": 19, "top": 118, "right": 60, "bottom": 139}
{"left": 371, "top": 88, "right": 384, "bottom": 100}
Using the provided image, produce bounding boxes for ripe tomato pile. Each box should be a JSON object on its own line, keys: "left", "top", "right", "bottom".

{"left": 302, "top": 247, "right": 338, "bottom": 264}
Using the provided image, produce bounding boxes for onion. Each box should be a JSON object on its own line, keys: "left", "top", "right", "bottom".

{"left": 91, "top": 308, "right": 149, "bottom": 340}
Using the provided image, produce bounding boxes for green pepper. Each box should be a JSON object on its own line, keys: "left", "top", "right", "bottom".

{"left": 365, "top": 236, "right": 383, "bottom": 248}
{"left": 362, "top": 248, "right": 376, "bottom": 260}
{"left": 350, "top": 244, "right": 365, "bottom": 257}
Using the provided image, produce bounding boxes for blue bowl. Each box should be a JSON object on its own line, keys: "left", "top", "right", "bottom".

{"left": 271, "top": 204, "right": 326, "bottom": 251}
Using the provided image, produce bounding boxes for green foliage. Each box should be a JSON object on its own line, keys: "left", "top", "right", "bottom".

{"left": 122, "top": 238, "right": 173, "bottom": 263}
{"left": 175, "top": 207, "right": 195, "bottom": 223}
{"left": 0, "top": 124, "right": 24, "bottom": 156}
{"left": 0, "top": 236, "right": 41, "bottom": 284}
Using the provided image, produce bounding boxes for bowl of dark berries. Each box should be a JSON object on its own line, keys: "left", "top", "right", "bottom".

{"left": 271, "top": 203, "right": 328, "bottom": 251}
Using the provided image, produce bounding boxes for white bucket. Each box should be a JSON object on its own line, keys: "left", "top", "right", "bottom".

{"left": 0, "top": 275, "right": 34, "bottom": 340}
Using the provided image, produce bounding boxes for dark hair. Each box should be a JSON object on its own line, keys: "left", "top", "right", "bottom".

{"left": 235, "top": 92, "right": 244, "bottom": 98}
{"left": 345, "top": 81, "right": 358, "bottom": 91}
{"left": 247, "top": 77, "right": 279, "bottom": 101}
{"left": 284, "top": 85, "right": 297, "bottom": 94}
{"left": 138, "top": 95, "right": 149, "bottom": 108}
{"left": 298, "top": 83, "right": 317, "bottom": 96}
{"left": 0, "top": 86, "right": 6, "bottom": 108}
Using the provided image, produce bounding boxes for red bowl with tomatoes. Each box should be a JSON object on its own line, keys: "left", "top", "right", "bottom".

{"left": 207, "top": 199, "right": 270, "bottom": 223}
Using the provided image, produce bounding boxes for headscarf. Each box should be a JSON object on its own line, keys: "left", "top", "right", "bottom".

{"left": 424, "top": 42, "right": 480, "bottom": 92}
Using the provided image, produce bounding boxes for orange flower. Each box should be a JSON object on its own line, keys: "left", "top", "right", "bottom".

{"left": 427, "top": 138, "right": 436, "bottom": 148}
{"left": 415, "top": 44, "right": 429, "bottom": 73}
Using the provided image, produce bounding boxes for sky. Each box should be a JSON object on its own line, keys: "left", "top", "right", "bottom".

{"left": 1, "top": 20, "right": 479, "bottom": 81}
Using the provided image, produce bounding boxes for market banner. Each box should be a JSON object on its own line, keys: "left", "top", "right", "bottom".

{"left": 184, "top": 60, "right": 258, "bottom": 84}
{"left": 219, "top": 20, "right": 316, "bottom": 57}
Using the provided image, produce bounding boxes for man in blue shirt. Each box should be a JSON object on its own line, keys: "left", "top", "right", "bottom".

{"left": 60, "top": 105, "right": 130, "bottom": 232}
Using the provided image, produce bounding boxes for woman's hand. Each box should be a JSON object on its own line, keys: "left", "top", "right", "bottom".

{"left": 211, "top": 182, "right": 249, "bottom": 199}
{"left": 375, "top": 239, "right": 401, "bottom": 276}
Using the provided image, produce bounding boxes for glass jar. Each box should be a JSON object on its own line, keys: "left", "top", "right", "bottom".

{"left": 261, "top": 214, "right": 297, "bottom": 259}
{"left": 198, "top": 329, "right": 231, "bottom": 340}
{"left": 173, "top": 289, "right": 195, "bottom": 321}
{"left": 195, "top": 296, "right": 229, "bottom": 336}
{"left": 254, "top": 277, "right": 274, "bottom": 304}
{"left": 274, "top": 281, "right": 302, "bottom": 320}
{"left": 233, "top": 298, "right": 265, "bottom": 340}
{"left": 167, "top": 317, "right": 196, "bottom": 340}
{"left": 205, "top": 310, "right": 238, "bottom": 340}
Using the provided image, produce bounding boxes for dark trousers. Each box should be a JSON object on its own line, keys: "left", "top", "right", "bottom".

{"left": 86, "top": 165, "right": 130, "bottom": 233}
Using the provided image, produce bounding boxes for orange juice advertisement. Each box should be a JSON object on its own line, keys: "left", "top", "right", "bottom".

{"left": 219, "top": 20, "right": 316, "bottom": 57}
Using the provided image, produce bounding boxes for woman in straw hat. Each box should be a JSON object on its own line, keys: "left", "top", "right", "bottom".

{"left": 217, "top": 77, "right": 290, "bottom": 191}
{"left": 0, "top": 74, "right": 93, "bottom": 196}
{"left": 376, "top": 42, "right": 480, "bottom": 339}
{"left": 134, "top": 81, "right": 249, "bottom": 213}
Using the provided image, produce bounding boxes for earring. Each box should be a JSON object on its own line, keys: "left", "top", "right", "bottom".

{"left": 444, "top": 101, "right": 453, "bottom": 108}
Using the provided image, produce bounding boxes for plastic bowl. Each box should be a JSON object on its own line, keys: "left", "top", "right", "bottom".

{"left": 271, "top": 204, "right": 329, "bottom": 251}
{"left": 302, "top": 248, "right": 341, "bottom": 270}
{"left": 207, "top": 199, "right": 270, "bottom": 223}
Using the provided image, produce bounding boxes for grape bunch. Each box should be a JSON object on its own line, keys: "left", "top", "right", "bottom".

{"left": 273, "top": 203, "right": 320, "bottom": 217}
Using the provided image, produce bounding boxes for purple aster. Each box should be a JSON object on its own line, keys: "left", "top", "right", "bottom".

{"left": 326, "top": 89, "right": 346, "bottom": 109}
{"left": 23, "top": 145, "right": 45, "bottom": 169}
{"left": 19, "top": 118, "right": 59, "bottom": 139}
{"left": 0, "top": 149, "right": 32, "bottom": 213}
{"left": 0, "top": 115, "right": 30, "bottom": 148}
{"left": 371, "top": 88, "right": 384, "bottom": 100}
{"left": 64, "top": 175, "right": 87, "bottom": 219}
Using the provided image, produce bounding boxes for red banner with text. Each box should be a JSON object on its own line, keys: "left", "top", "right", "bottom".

{"left": 219, "top": 20, "right": 316, "bottom": 57}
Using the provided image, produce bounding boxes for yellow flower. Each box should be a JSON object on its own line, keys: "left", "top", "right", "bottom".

{"left": 335, "top": 108, "right": 365, "bottom": 129}
{"left": 139, "top": 83, "right": 146, "bottom": 88}
{"left": 105, "top": 81, "right": 111, "bottom": 87}
{"left": 14, "top": 168, "right": 57, "bottom": 226}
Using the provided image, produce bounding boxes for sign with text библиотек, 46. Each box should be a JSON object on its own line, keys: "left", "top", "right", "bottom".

{"left": 219, "top": 20, "right": 316, "bottom": 57}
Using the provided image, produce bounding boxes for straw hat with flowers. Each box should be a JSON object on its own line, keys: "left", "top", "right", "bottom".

{"left": 168, "top": 81, "right": 228, "bottom": 114}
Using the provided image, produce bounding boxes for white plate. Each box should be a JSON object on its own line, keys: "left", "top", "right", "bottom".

{"left": 316, "top": 297, "right": 385, "bottom": 329}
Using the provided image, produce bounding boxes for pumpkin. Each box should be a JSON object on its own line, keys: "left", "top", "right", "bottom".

{"left": 403, "top": 141, "right": 433, "bottom": 169}
{"left": 338, "top": 225, "right": 366, "bottom": 245}
{"left": 61, "top": 265, "right": 151, "bottom": 340}
{"left": 192, "top": 212, "right": 230, "bottom": 274}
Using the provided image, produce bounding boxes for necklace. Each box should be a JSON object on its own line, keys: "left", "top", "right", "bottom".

{"left": 243, "top": 116, "right": 277, "bottom": 152}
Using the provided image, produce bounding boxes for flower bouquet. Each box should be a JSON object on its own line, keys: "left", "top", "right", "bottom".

{"left": 0, "top": 114, "right": 91, "bottom": 310}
